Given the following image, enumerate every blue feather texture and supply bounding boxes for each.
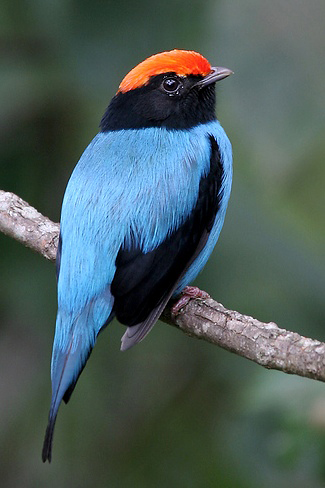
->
[43,120,232,461]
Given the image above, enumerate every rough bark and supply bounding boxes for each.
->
[0,190,59,261]
[1,189,325,383]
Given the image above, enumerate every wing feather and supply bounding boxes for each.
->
[112,135,223,348]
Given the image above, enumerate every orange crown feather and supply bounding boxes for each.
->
[118,49,211,94]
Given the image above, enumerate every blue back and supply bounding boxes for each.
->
[48,120,232,441]
[58,121,232,314]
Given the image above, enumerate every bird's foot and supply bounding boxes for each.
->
[171,286,210,316]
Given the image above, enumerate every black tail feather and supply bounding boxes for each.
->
[42,414,57,463]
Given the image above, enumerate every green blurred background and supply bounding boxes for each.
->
[1,0,325,486]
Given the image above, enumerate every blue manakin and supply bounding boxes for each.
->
[42,49,233,462]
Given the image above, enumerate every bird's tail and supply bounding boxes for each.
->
[42,309,97,463]
[42,287,115,462]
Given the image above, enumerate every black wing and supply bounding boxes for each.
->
[56,233,62,280]
[111,135,223,350]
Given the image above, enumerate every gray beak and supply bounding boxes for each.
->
[196,66,234,88]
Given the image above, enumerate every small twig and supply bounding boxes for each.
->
[163,301,325,382]
[1,189,324,383]
[0,190,59,261]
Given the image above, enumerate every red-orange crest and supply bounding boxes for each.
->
[118,50,211,94]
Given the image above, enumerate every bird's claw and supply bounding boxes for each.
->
[171,286,210,316]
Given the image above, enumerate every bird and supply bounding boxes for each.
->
[42,49,233,462]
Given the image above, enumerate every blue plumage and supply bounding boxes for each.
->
[42,49,233,462]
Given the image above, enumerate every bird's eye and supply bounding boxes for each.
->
[162,77,181,94]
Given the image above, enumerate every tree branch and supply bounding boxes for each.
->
[0,190,59,261]
[1,189,325,382]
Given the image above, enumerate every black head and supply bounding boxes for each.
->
[100,72,219,131]
[100,49,232,131]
